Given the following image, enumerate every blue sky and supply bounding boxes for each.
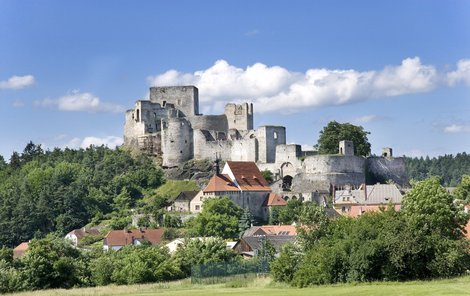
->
[0,0,469,160]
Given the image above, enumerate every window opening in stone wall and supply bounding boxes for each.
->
[136,109,140,122]
[282,175,293,191]
[163,101,167,107]
[274,132,278,139]
[177,99,181,105]
[180,150,183,154]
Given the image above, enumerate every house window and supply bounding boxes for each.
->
[195,205,200,211]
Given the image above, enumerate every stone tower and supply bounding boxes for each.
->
[224,103,253,131]
[339,140,354,156]
[149,86,199,117]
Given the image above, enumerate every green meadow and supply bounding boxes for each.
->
[9,276,470,296]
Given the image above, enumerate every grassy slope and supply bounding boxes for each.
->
[9,276,470,296]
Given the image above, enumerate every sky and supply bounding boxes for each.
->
[0,0,469,160]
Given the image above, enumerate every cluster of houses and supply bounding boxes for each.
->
[13,160,412,259]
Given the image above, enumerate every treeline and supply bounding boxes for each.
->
[405,153,470,186]
[0,142,164,248]
[271,176,470,286]
[0,236,238,293]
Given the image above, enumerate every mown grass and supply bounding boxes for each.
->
[9,275,470,296]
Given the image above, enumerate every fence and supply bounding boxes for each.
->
[190,259,270,284]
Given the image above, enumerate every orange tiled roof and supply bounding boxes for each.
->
[203,174,240,193]
[265,193,287,206]
[104,228,164,247]
[250,225,297,236]
[226,161,271,191]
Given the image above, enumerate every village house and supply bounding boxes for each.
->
[189,160,272,220]
[170,191,199,212]
[233,225,297,258]
[333,183,403,217]
[103,228,164,251]
[65,227,100,247]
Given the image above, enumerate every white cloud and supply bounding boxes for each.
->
[353,115,380,123]
[12,100,25,108]
[65,136,123,149]
[35,90,124,113]
[147,57,439,113]
[443,124,470,133]
[0,75,35,90]
[447,59,470,86]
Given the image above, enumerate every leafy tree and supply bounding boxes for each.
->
[238,208,253,238]
[261,169,274,183]
[278,199,303,224]
[191,197,243,239]
[454,175,470,201]
[258,239,276,263]
[315,121,371,156]
[173,237,237,276]
[0,155,6,171]
[271,243,303,283]
[20,236,90,290]
[296,202,329,250]
[402,176,468,239]
[9,151,21,169]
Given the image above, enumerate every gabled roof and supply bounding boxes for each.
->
[243,225,297,237]
[174,191,199,202]
[104,228,164,247]
[67,227,100,239]
[263,193,287,207]
[334,184,403,205]
[225,161,271,192]
[203,174,239,193]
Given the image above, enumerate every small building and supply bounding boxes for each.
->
[262,192,287,217]
[170,191,199,212]
[65,227,100,247]
[233,235,296,258]
[334,183,403,217]
[103,228,164,251]
[190,161,272,220]
[13,242,29,259]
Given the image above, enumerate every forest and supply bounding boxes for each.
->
[405,153,470,186]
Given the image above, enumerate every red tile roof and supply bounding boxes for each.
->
[203,174,239,193]
[247,225,297,236]
[104,228,164,247]
[264,193,287,206]
[13,242,29,258]
[226,161,271,192]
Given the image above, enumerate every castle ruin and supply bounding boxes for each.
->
[124,86,407,198]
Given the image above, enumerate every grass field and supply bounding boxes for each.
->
[10,276,470,296]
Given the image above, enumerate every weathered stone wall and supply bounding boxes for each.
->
[189,115,228,132]
[230,138,258,162]
[367,157,407,186]
[161,117,193,167]
[256,126,286,163]
[150,86,199,116]
[193,130,233,161]
[225,103,253,131]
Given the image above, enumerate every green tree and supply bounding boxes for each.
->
[261,169,274,183]
[238,208,253,238]
[191,197,243,239]
[402,176,467,239]
[173,237,237,276]
[20,236,89,290]
[271,243,302,283]
[454,175,470,201]
[278,199,303,224]
[315,121,371,156]
[296,202,329,250]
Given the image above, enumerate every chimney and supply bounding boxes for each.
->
[214,153,221,175]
